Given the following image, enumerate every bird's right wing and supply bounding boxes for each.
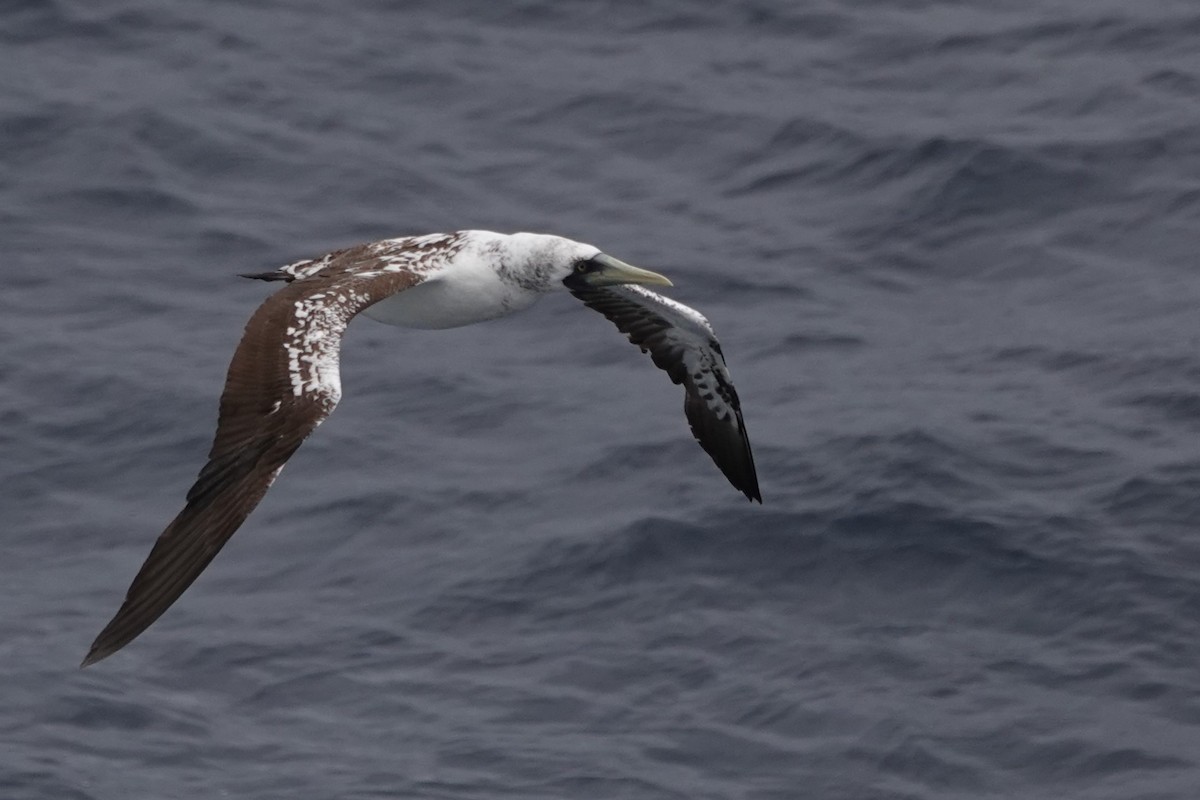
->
[82,263,426,666]
[569,284,760,502]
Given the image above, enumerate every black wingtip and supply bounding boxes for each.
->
[79,649,104,669]
[81,610,136,668]
[742,452,762,504]
[736,470,762,504]
[80,633,115,667]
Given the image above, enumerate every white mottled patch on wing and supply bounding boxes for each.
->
[368,233,468,275]
[279,252,337,281]
[281,293,360,401]
[619,284,716,336]
[683,347,735,422]
[270,232,470,284]
[279,276,384,401]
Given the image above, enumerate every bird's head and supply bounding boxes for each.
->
[504,233,673,293]
[561,251,674,292]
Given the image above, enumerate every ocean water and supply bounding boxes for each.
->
[4,0,1200,797]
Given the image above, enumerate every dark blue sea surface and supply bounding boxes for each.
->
[4,1,1200,797]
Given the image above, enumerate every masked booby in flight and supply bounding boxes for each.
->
[82,231,759,667]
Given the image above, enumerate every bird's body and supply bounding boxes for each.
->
[83,230,760,667]
[362,265,518,329]
[258,231,585,329]
[362,232,549,328]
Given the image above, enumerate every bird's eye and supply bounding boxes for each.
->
[574,260,589,273]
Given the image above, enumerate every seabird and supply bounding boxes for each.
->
[82,230,759,666]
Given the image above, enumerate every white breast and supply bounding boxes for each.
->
[361,260,540,330]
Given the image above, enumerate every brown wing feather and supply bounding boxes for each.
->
[82,265,424,666]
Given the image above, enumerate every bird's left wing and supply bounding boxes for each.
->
[82,261,426,666]
[569,284,761,502]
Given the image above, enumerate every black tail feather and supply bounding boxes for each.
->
[239,270,293,282]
